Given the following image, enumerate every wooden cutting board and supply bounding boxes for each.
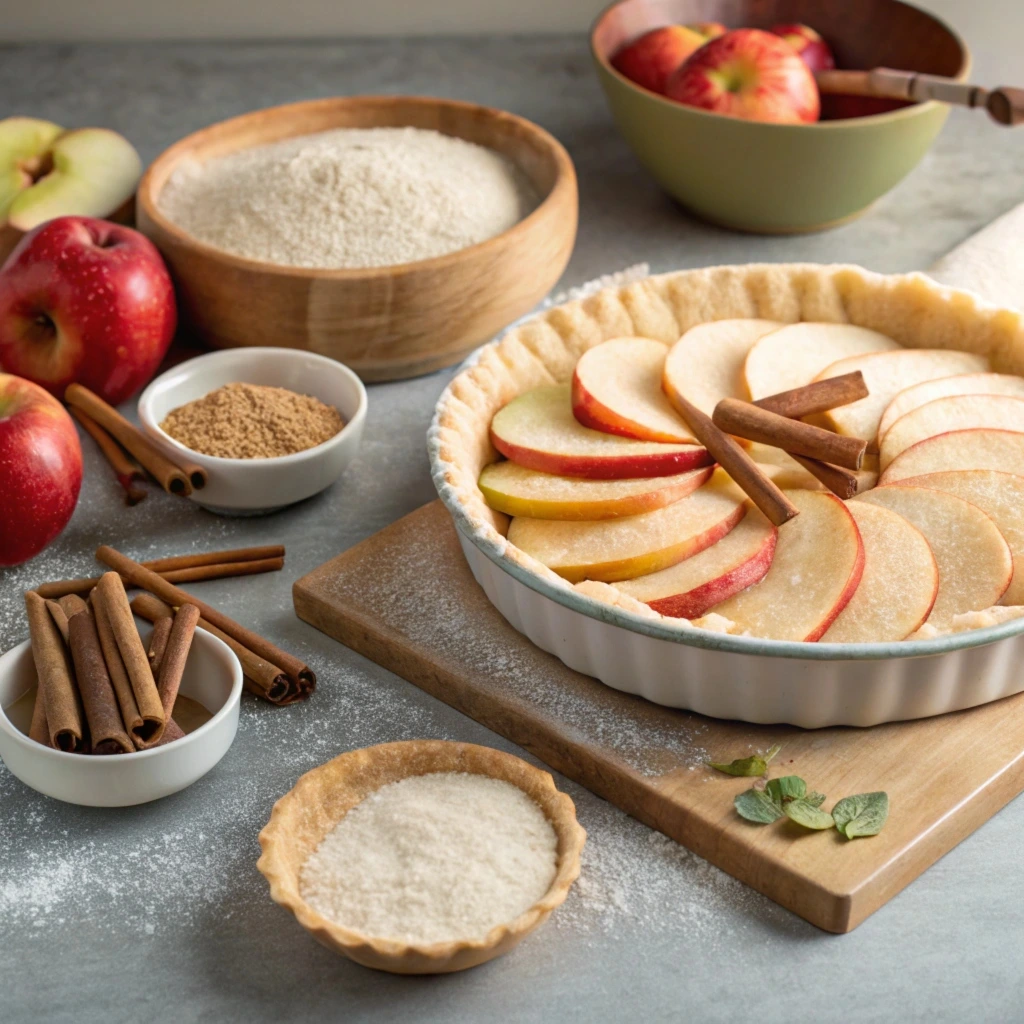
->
[294,500,1024,933]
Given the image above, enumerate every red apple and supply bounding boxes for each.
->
[612,25,708,95]
[0,216,176,405]
[666,28,820,124]
[769,23,835,73]
[0,372,82,566]
[688,21,727,40]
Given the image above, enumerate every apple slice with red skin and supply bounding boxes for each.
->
[705,489,865,641]
[880,429,1024,484]
[890,470,1024,605]
[879,394,1024,470]
[491,385,711,480]
[506,476,745,583]
[0,372,82,566]
[618,504,776,618]
[479,460,712,521]
[573,337,694,443]
[820,502,937,643]
[854,485,1012,627]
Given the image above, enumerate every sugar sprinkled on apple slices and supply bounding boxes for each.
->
[880,428,1024,484]
[572,337,694,443]
[662,319,783,415]
[890,470,1024,606]
[820,502,937,643]
[878,373,1024,443]
[814,349,989,443]
[506,477,745,583]
[617,505,776,618]
[879,394,1024,470]
[854,485,1012,627]
[743,323,899,400]
[490,385,710,480]
[478,461,712,521]
[702,489,864,642]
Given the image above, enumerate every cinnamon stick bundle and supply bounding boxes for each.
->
[25,592,85,752]
[754,372,868,419]
[93,573,165,743]
[67,609,134,755]
[99,546,315,698]
[130,593,297,705]
[93,595,149,748]
[70,406,147,505]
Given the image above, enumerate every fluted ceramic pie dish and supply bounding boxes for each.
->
[428,263,1024,727]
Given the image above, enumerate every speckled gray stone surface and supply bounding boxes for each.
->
[3,21,1024,1024]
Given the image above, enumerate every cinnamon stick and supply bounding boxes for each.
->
[45,599,71,644]
[713,398,867,471]
[157,719,187,746]
[58,594,88,620]
[130,593,297,705]
[143,546,285,573]
[93,572,165,742]
[99,546,315,697]
[36,555,285,600]
[25,591,84,752]
[65,383,192,497]
[93,595,148,747]
[28,689,51,747]
[70,406,147,505]
[662,386,799,527]
[155,604,200,721]
[67,609,134,755]
[789,454,860,500]
[754,372,868,419]
[147,616,173,676]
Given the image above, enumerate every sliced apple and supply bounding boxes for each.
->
[880,429,1024,484]
[506,476,745,583]
[743,323,899,400]
[878,373,1024,442]
[879,394,1024,470]
[820,502,937,643]
[478,461,712,520]
[706,490,864,641]
[662,318,783,415]
[618,505,776,618]
[6,128,142,232]
[573,337,694,442]
[491,385,711,480]
[891,470,1024,605]
[854,485,1012,626]
[0,117,64,223]
[814,349,989,442]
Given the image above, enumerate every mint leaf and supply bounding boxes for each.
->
[766,776,806,804]
[784,799,835,830]
[735,788,784,823]
[805,791,826,808]
[708,744,781,777]
[832,792,889,839]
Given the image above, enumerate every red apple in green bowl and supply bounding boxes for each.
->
[666,29,820,124]
[769,23,835,73]
[611,24,708,94]
[0,372,82,566]
[0,216,176,405]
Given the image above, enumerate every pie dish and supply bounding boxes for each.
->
[257,740,585,974]
[429,263,1024,726]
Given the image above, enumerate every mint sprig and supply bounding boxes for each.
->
[832,792,889,839]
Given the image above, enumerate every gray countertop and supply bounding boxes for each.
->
[3,13,1024,1023]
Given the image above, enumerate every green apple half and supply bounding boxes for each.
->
[0,117,142,233]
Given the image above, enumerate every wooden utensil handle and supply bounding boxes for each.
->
[987,88,1024,126]
[816,68,987,107]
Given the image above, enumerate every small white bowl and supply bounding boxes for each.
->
[0,626,242,806]
[138,347,368,514]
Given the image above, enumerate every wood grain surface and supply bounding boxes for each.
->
[293,500,1024,933]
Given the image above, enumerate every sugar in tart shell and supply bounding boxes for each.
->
[429,264,1024,726]
[257,740,585,974]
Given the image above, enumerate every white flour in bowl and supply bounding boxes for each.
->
[158,126,538,269]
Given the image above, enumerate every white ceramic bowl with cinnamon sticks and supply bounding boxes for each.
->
[0,623,243,806]
[137,347,367,514]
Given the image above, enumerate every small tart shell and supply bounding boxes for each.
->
[257,740,586,974]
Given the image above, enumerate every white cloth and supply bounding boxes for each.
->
[928,202,1024,311]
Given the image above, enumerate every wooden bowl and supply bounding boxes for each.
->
[257,740,586,974]
[137,97,578,382]
[592,0,969,233]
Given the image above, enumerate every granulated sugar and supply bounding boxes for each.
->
[300,772,557,944]
[159,126,538,269]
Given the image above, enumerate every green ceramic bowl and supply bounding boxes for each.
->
[591,0,969,233]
